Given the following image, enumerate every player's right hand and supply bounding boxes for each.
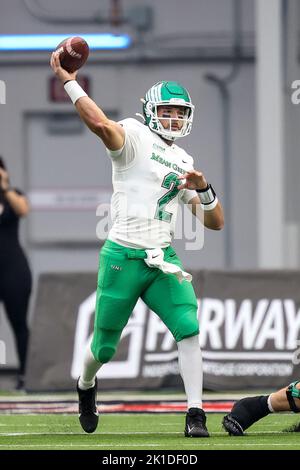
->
[50,52,78,83]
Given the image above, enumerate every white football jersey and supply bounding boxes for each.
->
[106,118,197,249]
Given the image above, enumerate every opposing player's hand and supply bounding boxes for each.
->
[50,52,78,83]
[177,170,208,190]
[0,168,10,191]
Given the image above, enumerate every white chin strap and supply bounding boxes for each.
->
[160,133,178,142]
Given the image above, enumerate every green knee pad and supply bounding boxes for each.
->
[172,309,199,342]
[91,328,122,364]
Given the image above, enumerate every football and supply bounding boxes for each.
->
[55,36,89,73]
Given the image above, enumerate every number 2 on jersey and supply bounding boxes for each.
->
[155,172,179,222]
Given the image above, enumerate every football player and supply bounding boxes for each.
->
[223,380,300,435]
[50,52,224,437]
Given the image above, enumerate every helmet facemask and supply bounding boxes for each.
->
[146,101,194,141]
[141,81,195,141]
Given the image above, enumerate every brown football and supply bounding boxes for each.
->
[55,36,89,73]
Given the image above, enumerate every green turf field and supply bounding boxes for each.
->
[0,413,299,450]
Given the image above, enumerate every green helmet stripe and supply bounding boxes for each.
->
[153,85,157,102]
[153,85,157,101]
[145,89,152,101]
[158,82,163,101]
[156,83,160,102]
[151,82,162,103]
[150,89,155,101]
[151,87,155,101]
[154,83,159,102]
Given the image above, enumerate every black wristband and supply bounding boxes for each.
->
[196,183,216,205]
[195,184,210,193]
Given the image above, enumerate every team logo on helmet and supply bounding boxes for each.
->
[140,81,194,141]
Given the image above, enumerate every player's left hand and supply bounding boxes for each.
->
[0,168,10,191]
[177,170,208,190]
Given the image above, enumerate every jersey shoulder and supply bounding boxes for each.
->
[118,117,149,135]
[172,144,195,166]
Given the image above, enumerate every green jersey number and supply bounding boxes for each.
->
[155,172,180,222]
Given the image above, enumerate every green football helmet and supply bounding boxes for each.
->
[141,81,194,141]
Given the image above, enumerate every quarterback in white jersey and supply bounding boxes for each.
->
[51,52,224,439]
[108,117,199,248]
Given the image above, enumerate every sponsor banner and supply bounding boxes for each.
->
[25,271,300,391]
[198,270,300,389]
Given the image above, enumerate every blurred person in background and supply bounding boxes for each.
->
[0,157,32,390]
[223,380,300,435]
[51,52,224,438]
